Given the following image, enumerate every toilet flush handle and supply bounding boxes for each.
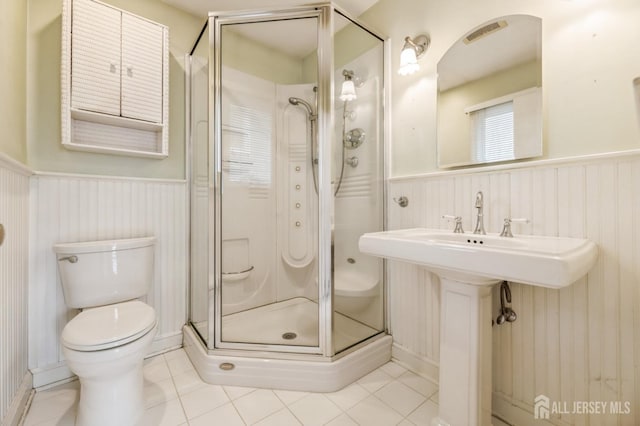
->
[58,255,78,263]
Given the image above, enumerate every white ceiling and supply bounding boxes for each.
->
[164,0,379,58]
[228,19,319,59]
[163,0,378,21]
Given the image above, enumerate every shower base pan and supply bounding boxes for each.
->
[183,299,392,392]
[221,297,379,352]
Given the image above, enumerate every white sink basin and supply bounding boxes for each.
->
[359,228,598,288]
[360,227,598,425]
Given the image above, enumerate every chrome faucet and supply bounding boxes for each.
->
[473,191,486,235]
[442,215,464,233]
[499,217,530,237]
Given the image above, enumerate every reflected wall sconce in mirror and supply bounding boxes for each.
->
[340,69,362,101]
[398,34,430,76]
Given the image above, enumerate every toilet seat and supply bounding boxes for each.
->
[62,300,156,351]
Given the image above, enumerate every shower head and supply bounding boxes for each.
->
[288,97,316,120]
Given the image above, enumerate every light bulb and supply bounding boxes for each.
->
[398,45,419,76]
[339,80,357,101]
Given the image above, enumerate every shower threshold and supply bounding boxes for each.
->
[221,297,378,352]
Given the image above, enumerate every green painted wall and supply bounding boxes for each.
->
[27,0,202,179]
[25,0,640,178]
[221,27,305,85]
[301,13,382,83]
[0,0,27,163]
[358,0,640,176]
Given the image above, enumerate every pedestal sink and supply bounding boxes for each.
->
[359,228,598,426]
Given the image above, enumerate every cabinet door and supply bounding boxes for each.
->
[121,14,164,123]
[71,0,121,116]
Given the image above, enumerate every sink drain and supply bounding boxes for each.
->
[282,332,297,340]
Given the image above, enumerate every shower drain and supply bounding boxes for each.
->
[282,332,297,340]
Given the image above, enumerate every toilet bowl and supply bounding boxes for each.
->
[54,237,156,426]
[334,268,379,313]
[62,301,157,426]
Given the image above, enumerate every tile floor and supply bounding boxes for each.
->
[21,348,510,426]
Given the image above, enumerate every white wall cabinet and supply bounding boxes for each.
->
[120,13,165,123]
[62,0,169,158]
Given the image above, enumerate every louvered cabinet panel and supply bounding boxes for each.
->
[71,0,121,116]
[121,14,164,123]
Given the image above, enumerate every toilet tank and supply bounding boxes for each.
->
[53,237,156,309]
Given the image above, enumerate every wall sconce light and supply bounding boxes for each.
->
[398,34,430,76]
[339,69,360,102]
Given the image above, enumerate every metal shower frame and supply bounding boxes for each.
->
[187,2,390,359]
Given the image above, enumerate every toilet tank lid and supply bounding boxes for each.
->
[53,236,156,254]
[62,301,156,351]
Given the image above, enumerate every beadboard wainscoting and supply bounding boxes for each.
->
[0,155,32,426]
[29,173,188,388]
[387,151,640,426]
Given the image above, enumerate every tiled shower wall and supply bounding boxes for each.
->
[387,151,640,426]
[29,173,188,387]
[0,155,31,425]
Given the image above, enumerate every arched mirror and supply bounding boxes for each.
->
[437,15,542,168]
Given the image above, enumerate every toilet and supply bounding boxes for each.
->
[53,237,157,426]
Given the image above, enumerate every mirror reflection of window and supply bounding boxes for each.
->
[466,86,541,164]
[471,101,514,163]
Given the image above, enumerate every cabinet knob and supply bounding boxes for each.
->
[109,62,117,73]
[127,65,133,77]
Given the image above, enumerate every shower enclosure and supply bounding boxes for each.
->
[185,4,389,391]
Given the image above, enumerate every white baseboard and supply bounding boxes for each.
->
[3,371,33,426]
[148,331,183,357]
[391,343,439,385]
[31,331,183,389]
[492,392,564,426]
[30,362,73,390]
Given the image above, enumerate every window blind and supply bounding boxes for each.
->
[227,104,272,186]
[471,101,514,163]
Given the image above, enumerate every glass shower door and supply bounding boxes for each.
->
[331,10,386,353]
[213,10,325,353]
[188,23,211,346]
[190,5,386,356]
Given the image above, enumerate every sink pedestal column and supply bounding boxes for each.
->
[433,277,497,426]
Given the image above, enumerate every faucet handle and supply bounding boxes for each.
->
[442,215,464,233]
[499,218,529,237]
